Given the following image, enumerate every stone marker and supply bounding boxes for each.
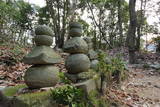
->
[23,25,62,89]
[63,22,100,95]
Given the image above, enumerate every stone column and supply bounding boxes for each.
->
[23,25,62,89]
[63,22,100,94]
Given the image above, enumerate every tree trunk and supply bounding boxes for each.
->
[127,0,137,64]
[136,0,143,51]
[117,0,123,46]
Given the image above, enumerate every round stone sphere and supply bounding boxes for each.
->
[24,65,60,89]
[35,25,54,37]
[69,22,82,29]
[69,28,82,37]
[65,54,90,74]
[34,35,53,46]
[63,37,88,54]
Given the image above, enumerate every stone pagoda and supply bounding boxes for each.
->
[63,22,91,82]
[23,25,62,89]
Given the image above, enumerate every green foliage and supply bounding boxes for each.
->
[0,0,35,45]
[59,72,72,84]
[152,36,160,44]
[97,51,127,83]
[51,85,85,107]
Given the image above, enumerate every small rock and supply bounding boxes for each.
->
[150,64,160,70]
[74,78,101,95]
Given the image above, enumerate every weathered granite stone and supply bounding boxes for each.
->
[83,37,93,49]
[64,70,96,83]
[69,22,82,29]
[83,37,92,44]
[35,25,54,37]
[34,35,53,46]
[88,49,98,60]
[23,46,62,64]
[90,60,99,70]
[69,28,82,37]
[24,65,60,89]
[63,37,88,54]
[65,54,90,74]
[74,78,101,95]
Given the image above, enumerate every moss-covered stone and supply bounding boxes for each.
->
[69,22,82,29]
[24,66,60,89]
[65,69,97,83]
[65,54,90,74]
[88,49,98,60]
[63,37,88,54]
[23,46,62,64]
[2,85,59,107]
[69,28,82,37]
[35,25,54,37]
[34,35,53,46]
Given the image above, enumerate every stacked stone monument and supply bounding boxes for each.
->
[83,37,99,70]
[63,22,92,82]
[23,25,62,89]
[63,22,100,94]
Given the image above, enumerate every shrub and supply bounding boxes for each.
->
[50,85,85,107]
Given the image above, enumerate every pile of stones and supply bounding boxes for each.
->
[83,37,99,70]
[63,22,91,82]
[23,25,62,89]
[63,22,100,94]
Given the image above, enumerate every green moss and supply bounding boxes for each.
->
[18,91,54,107]
[3,84,27,97]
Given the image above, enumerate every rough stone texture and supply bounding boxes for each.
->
[88,49,98,60]
[69,22,82,29]
[34,35,53,46]
[63,37,88,54]
[35,25,54,37]
[23,46,62,64]
[90,60,99,70]
[69,28,82,37]
[24,65,60,89]
[83,37,92,43]
[65,70,96,83]
[83,37,93,50]
[65,54,90,74]
[74,78,101,95]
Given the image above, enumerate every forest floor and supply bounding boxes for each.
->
[0,45,160,107]
[107,47,160,107]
